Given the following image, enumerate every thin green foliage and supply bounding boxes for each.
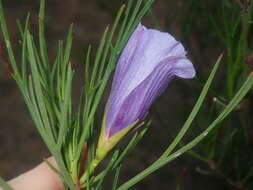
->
[158,54,223,161]
[95,150,119,190]
[92,127,148,185]
[1,0,252,190]
[112,165,122,190]
[183,1,253,189]
[117,68,253,190]
[0,0,154,189]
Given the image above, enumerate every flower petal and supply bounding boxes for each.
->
[174,59,196,78]
[106,56,191,137]
[105,24,196,137]
[108,24,188,110]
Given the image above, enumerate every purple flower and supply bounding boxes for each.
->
[105,24,195,138]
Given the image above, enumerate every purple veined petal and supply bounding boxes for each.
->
[174,59,196,78]
[106,56,194,137]
[109,24,187,104]
[105,23,196,137]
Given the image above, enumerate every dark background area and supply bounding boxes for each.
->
[0,0,244,189]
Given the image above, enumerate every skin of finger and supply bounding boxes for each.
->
[3,157,64,190]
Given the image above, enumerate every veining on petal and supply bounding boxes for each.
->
[105,23,196,137]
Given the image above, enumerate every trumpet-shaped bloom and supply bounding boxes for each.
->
[105,24,195,138]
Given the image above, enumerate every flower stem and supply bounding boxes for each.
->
[79,157,102,186]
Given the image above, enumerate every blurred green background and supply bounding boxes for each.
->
[0,0,253,189]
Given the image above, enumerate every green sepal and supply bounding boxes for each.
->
[96,108,138,162]
[79,109,138,185]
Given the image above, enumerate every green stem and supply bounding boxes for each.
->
[79,157,102,187]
